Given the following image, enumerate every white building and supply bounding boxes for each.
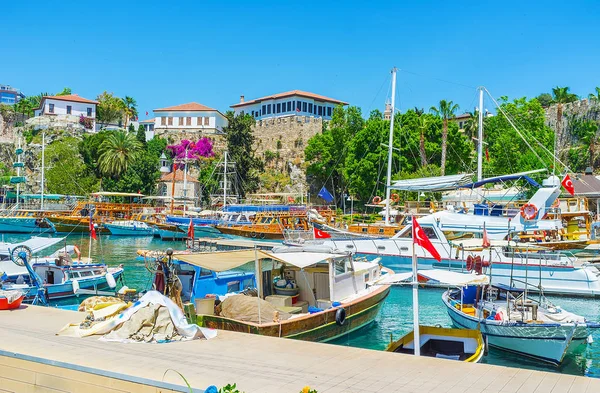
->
[153,102,227,135]
[230,90,347,120]
[140,118,155,141]
[34,94,98,131]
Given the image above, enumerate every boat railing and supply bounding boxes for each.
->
[503,249,575,268]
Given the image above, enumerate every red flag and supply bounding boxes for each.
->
[313,227,331,239]
[482,227,491,248]
[412,219,441,261]
[485,147,490,162]
[561,174,575,196]
[187,218,194,239]
[89,213,97,240]
[145,111,149,116]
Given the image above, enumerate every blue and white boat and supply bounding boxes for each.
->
[443,282,599,365]
[0,246,124,301]
[0,215,55,234]
[105,220,155,236]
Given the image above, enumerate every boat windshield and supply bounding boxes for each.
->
[395,225,438,240]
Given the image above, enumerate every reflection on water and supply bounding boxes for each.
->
[2,233,599,378]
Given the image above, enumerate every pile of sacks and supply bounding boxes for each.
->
[58,291,216,343]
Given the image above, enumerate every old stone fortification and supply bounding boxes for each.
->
[253,115,324,170]
[545,98,600,147]
[153,129,227,153]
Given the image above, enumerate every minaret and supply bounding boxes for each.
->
[383,100,392,120]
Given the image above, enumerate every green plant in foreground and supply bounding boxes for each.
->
[162,369,192,393]
[220,383,244,393]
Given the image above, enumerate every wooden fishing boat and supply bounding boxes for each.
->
[386,326,484,362]
[175,246,391,342]
[0,291,24,310]
[216,211,311,240]
[47,192,150,234]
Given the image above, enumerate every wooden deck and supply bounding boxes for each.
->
[1,305,599,393]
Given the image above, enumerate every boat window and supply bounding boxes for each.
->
[334,259,346,275]
[397,225,438,239]
[93,270,102,275]
[227,281,241,293]
[200,268,212,277]
[80,271,93,277]
[70,272,80,278]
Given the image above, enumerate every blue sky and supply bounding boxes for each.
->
[3,0,599,119]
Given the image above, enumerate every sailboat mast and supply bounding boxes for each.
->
[16,132,22,209]
[40,131,45,211]
[477,87,484,181]
[385,67,397,225]
[182,147,188,216]
[223,151,228,209]
[411,222,421,356]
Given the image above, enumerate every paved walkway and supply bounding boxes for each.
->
[1,305,599,393]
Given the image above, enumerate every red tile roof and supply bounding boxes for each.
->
[140,118,155,123]
[230,90,347,108]
[154,102,216,112]
[453,113,472,120]
[42,94,98,105]
[159,169,199,183]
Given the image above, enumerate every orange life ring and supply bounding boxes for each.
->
[372,196,382,204]
[287,196,294,203]
[391,193,400,203]
[520,203,538,220]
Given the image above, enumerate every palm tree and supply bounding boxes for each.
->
[430,100,459,175]
[121,96,138,130]
[589,87,600,101]
[463,110,479,141]
[98,131,142,177]
[551,86,578,150]
[416,115,429,167]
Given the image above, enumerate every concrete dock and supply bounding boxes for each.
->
[1,305,599,393]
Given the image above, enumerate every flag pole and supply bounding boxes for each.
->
[411,216,421,356]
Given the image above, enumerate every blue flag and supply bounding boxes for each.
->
[318,186,334,203]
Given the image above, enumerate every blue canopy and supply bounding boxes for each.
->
[461,174,541,189]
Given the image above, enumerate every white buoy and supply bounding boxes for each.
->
[72,279,80,296]
[105,272,117,288]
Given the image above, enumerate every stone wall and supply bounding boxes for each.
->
[545,98,600,147]
[253,115,324,169]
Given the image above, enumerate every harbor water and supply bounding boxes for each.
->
[3,233,600,378]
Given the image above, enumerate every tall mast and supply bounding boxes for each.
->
[40,131,45,211]
[477,87,484,181]
[16,132,22,209]
[385,67,397,225]
[223,151,228,209]
[182,147,188,216]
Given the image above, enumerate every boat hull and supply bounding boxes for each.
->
[48,216,110,234]
[443,292,582,365]
[105,223,154,236]
[0,217,55,234]
[217,226,284,240]
[195,285,390,342]
[0,295,24,310]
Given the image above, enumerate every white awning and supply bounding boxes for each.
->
[390,174,474,192]
[175,247,348,272]
[376,269,489,286]
[0,236,65,257]
[449,238,550,251]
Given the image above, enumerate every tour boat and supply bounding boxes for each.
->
[216,211,312,240]
[0,212,55,234]
[443,283,599,365]
[386,326,484,363]
[104,220,155,236]
[174,246,390,342]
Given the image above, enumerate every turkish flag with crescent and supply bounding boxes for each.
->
[412,218,441,261]
[561,174,575,196]
[187,218,194,239]
[313,227,331,239]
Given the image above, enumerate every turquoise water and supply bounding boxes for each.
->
[3,233,600,378]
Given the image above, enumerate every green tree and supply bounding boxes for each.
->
[56,87,72,96]
[484,97,554,176]
[416,115,429,166]
[535,93,553,107]
[79,130,112,176]
[45,137,99,194]
[102,151,160,194]
[98,131,143,177]
[128,123,135,133]
[222,112,264,196]
[430,100,459,175]
[121,96,138,130]
[589,87,600,102]
[96,91,125,128]
[569,119,599,171]
[137,124,147,145]
[463,111,479,141]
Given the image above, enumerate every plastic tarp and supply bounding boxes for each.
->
[176,247,348,272]
[461,174,541,189]
[376,269,489,286]
[389,174,474,192]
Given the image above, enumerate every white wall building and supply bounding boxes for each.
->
[140,118,155,141]
[230,90,347,121]
[34,94,98,131]
[153,102,227,135]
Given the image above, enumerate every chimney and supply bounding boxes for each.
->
[240,95,245,103]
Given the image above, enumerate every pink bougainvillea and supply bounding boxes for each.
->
[167,138,215,160]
